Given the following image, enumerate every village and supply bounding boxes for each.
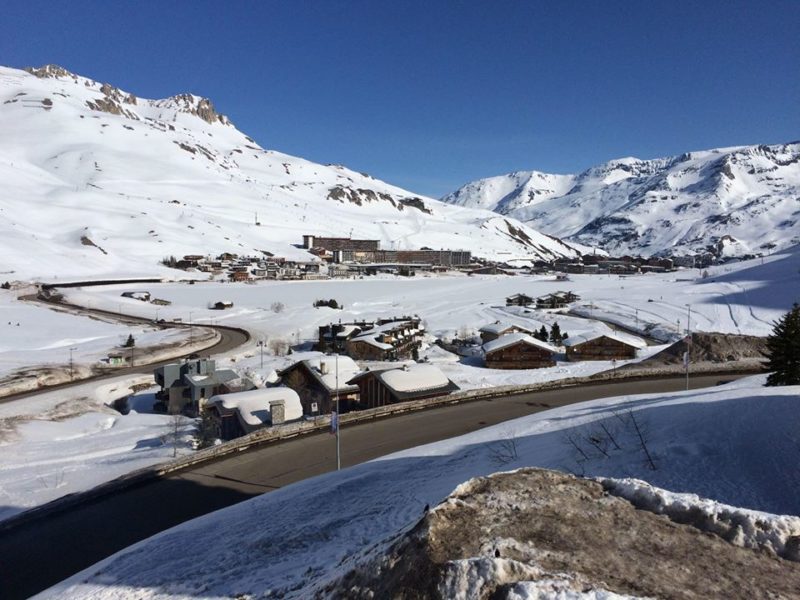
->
[147,285,646,442]
[160,234,723,283]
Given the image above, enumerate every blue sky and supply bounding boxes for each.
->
[2,1,798,196]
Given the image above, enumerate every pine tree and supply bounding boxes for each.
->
[765,303,800,386]
[124,333,136,348]
[538,325,548,342]
[549,322,562,345]
[193,410,219,449]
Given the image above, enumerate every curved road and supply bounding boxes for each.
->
[2,298,250,403]
[0,373,742,598]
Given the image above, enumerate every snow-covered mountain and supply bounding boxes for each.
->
[0,65,579,281]
[443,145,800,258]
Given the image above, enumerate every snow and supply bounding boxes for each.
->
[0,65,578,282]
[483,332,558,354]
[479,321,533,335]
[0,375,197,522]
[379,364,450,393]
[0,290,189,382]
[563,331,646,349]
[40,375,800,598]
[208,387,303,426]
[299,355,361,392]
[1,248,794,522]
[443,143,800,258]
[599,477,800,561]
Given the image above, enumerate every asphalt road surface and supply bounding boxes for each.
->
[0,373,743,598]
[0,318,249,404]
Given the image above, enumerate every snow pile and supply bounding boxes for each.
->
[504,581,643,600]
[600,477,800,561]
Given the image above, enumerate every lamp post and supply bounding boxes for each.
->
[334,353,341,470]
[257,340,264,369]
[189,311,194,346]
[69,346,77,380]
[684,304,692,391]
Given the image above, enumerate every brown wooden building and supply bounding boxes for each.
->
[483,333,558,369]
[277,355,361,415]
[564,333,644,361]
[345,318,424,361]
[479,322,533,344]
[347,364,459,409]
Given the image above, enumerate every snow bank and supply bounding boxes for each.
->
[600,477,800,561]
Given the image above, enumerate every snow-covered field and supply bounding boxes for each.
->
[0,289,191,382]
[1,246,795,523]
[42,374,800,599]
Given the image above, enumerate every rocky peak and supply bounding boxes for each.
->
[157,93,231,126]
[24,64,80,80]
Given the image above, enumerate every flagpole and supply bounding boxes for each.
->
[335,353,341,470]
[685,304,691,391]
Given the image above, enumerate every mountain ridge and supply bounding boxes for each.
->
[0,65,579,281]
[442,142,800,257]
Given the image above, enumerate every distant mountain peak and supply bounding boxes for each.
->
[443,143,800,258]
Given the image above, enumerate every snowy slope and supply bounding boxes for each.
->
[42,375,800,599]
[443,145,800,258]
[0,65,578,281]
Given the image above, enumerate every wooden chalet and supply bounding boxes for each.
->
[345,318,424,361]
[505,293,535,307]
[483,333,558,369]
[316,322,369,353]
[564,332,645,361]
[206,387,303,440]
[278,355,361,415]
[535,291,579,309]
[479,321,533,344]
[347,364,459,409]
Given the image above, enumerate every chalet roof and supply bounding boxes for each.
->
[185,368,239,388]
[482,333,558,355]
[379,364,453,394]
[479,322,532,335]
[208,387,303,427]
[563,331,647,349]
[336,325,360,338]
[288,356,361,393]
[348,319,420,349]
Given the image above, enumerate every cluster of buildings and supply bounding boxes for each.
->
[478,321,645,370]
[316,316,424,361]
[301,235,472,275]
[153,354,459,441]
[505,291,580,309]
[166,235,473,282]
[174,253,323,282]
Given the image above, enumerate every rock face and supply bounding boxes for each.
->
[324,469,800,599]
[443,144,800,258]
[25,64,230,125]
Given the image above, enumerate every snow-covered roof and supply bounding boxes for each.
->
[378,364,452,394]
[208,387,303,426]
[335,325,360,338]
[208,389,302,431]
[482,333,558,354]
[563,331,647,349]
[303,355,361,392]
[479,322,532,335]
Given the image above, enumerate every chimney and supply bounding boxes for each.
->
[269,400,286,425]
[320,361,329,375]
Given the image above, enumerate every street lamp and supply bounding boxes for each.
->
[684,304,692,391]
[189,311,194,346]
[257,340,264,369]
[69,346,78,380]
